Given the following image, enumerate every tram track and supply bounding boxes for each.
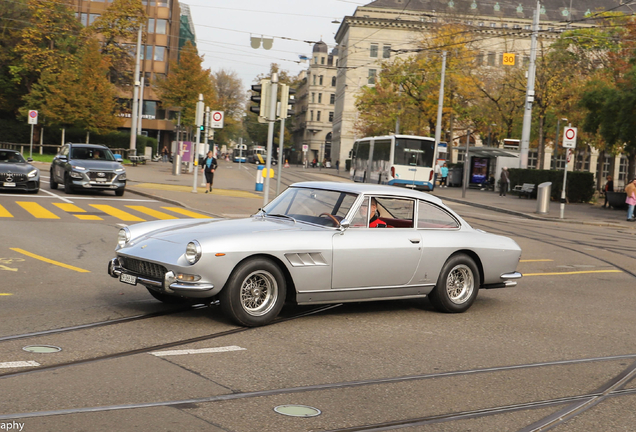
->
[0,304,342,381]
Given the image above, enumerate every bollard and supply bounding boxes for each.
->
[172,154,181,176]
[255,165,264,191]
[536,182,552,214]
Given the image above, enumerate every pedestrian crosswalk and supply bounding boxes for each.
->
[0,201,212,222]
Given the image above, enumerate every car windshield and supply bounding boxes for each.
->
[71,147,115,161]
[263,187,358,227]
[0,151,25,163]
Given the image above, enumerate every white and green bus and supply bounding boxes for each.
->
[350,135,438,191]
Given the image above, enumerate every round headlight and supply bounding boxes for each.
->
[117,227,131,248]
[185,241,202,264]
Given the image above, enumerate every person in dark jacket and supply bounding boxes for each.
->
[201,151,218,193]
[368,198,387,228]
[602,175,614,208]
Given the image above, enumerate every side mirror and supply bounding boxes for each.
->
[338,218,350,232]
[27,157,33,163]
[58,155,67,162]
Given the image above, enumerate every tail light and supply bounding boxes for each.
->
[429,170,434,180]
[391,166,395,178]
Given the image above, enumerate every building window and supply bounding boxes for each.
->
[313,75,316,85]
[527,150,538,169]
[383,45,391,59]
[154,46,165,61]
[524,24,531,30]
[490,22,496,27]
[330,93,335,104]
[601,155,611,178]
[478,21,484,26]
[487,52,495,66]
[318,93,322,103]
[368,69,377,85]
[157,0,168,6]
[144,72,151,86]
[370,43,378,58]
[317,111,321,121]
[331,76,336,86]
[147,18,155,33]
[319,75,324,85]
[475,53,484,65]
[619,155,628,182]
[89,14,100,25]
[311,93,315,103]
[155,19,167,35]
[310,110,314,121]
[329,111,334,122]
[141,45,152,60]
[314,56,318,64]
[79,13,88,26]
[321,56,325,64]
[554,153,566,170]
[575,152,590,171]
[523,56,530,67]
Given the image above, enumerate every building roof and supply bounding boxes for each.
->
[313,40,329,53]
[362,0,634,23]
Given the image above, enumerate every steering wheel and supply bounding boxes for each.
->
[319,213,340,227]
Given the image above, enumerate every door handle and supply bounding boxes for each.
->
[409,238,420,244]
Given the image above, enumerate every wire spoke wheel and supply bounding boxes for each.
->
[445,264,474,304]
[239,270,278,316]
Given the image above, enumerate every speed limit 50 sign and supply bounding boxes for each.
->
[562,126,577,149]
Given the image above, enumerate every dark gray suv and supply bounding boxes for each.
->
[50,144,126,196]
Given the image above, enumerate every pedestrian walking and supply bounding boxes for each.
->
[498,167,509,196]
[161,145,169,163]
[335,160,340,174]
[625,177,636,221]
[440,162,448,187]
[434,162,441,186]
[602,175,614,208]
[201,150,218,193]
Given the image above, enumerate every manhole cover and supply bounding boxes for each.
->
[274,405,321,417]
[23,345,62,353]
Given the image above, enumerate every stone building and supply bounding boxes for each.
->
[330,0,633,186]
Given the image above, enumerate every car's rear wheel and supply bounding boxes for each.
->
[50,170,58,190]
[220,258,286,327]
[146,288,191,304]
[429,254,479,313]
[64,174,73,194]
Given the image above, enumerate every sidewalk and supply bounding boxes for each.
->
[123,160,634,229]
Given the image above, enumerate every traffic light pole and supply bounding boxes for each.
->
[192,94,204,193]
[276,116,285,197]
[263,73,278,207]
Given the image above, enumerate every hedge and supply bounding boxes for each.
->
[508,168,595,203]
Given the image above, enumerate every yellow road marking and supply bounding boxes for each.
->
[162,207,212,219]
[16,202,59,219]
[520,259,553,262]
[134,183,261,199]
[89,204,145,221]
[53,203,104,220]
[524,270,622,276]
[0,205,13,217]
[126,205,178,220]
[10,248,90,273]
[0,293,12,296]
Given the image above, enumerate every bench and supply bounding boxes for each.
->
[513,183,535,198]
[129,155,147,166]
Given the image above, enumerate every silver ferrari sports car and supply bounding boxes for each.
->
[108,182,522,327]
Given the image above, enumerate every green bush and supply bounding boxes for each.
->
[508,168,595,203]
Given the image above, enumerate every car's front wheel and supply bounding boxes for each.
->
[64,174,73,194]
[220,258,286,327]
[429,254,480,313]
[50,170,58,190]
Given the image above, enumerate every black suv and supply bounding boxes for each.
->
[50,144,126,196]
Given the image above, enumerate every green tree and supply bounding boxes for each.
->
[0,0,30,117]
[154,41,215,132]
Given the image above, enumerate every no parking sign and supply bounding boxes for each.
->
[28,110,38,125]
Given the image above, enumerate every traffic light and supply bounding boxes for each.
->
[278,84,296,119]
[199,125,205,132]
[250,79,271,122]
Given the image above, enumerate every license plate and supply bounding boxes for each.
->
[3,182,15,187]
[120,273,137,285]
[96,177,106,182]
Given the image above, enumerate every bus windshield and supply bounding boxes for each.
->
[393,138,435,167]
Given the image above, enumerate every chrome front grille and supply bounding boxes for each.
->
[119,257,167,280]
[88,172,115,181]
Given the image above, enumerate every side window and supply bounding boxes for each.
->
[417,200,459,229]
[350,197,370,228]
[375,197,414,228]
[61,146,69,157]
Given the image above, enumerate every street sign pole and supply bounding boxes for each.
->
[560,124,576,219]
[192,94,204,193]
[29,124,34,159]
[27,110,38,158]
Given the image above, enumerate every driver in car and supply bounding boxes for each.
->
[358,198,386,228]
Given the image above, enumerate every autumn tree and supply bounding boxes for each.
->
[210,69,245,145]
[22,38,122,135]
[86,0,146,84]
[154,41,215,133]
[12,0,82,91]
[0,0,30,117]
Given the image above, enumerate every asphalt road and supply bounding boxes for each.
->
[1,174,636,432]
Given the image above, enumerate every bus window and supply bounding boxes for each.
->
[394,138,435,167]
[374,140,391,162]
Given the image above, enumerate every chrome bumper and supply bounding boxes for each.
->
[482,271,522,289]
[108,257,215,294]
